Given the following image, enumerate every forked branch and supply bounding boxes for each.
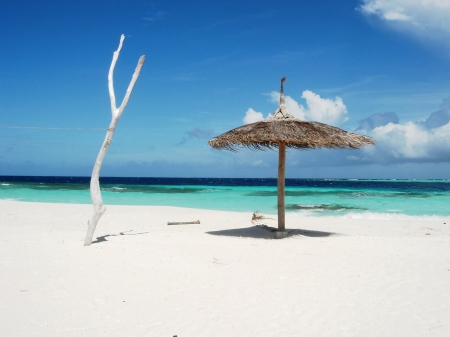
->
[84,35,145,246]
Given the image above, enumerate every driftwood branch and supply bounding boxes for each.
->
[167,220,201,225]
[84,35,145,246]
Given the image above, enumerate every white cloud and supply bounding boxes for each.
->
[369,122,432,159]
[363,121,450,162]
[243,108,264,124]
[354,95,450,164]
[268,90,348,125]
[301,90,348,125]
[358,0,450,44]
[355,112,399,131]
[423,96,450,128]
[383,11,411,21]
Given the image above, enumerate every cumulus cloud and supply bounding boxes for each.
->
[267,90,348,125]
[243,108,264,124]
[178,128,214,145]
[355,112,399,131]
[243,90,348,126]
[301,90,348,125]
[358,0,450,45]
[354,95,450,164]
[422,96,450,129]
[363,121,450,163]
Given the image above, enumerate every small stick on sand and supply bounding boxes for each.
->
[167,220,200,225]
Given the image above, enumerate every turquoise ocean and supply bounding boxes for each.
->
[1,176,449,220]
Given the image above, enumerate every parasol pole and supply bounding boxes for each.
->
[277,141,286,232]
[280,76,286,105]
[276,77,287,234]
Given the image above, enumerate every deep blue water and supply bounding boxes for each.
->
[1,176,449,218]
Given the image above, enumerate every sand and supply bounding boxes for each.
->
[1,199,449,336]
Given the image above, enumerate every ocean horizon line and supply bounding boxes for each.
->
[1,175,449,182]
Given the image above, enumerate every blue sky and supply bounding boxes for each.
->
[1,0,450,178]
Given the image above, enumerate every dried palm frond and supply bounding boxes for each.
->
[208,119,374,151]
[251,210,273,224]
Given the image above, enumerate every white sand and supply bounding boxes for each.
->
[1,200,450,336]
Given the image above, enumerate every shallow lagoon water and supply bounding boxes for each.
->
[1,176,449,219]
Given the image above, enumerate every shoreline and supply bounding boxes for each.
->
[1,200,449,336]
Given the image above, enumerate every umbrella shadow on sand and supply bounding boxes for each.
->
[206,225,336,239]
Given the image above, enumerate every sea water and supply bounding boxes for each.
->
[1,176,449,219]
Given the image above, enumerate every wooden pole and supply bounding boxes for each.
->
[277,142,286,231]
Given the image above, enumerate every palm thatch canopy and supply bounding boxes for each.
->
[208,77,375,237]
[208,119,374,151]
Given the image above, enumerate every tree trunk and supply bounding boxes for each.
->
[84,35,145,246]
[277,142,286,231]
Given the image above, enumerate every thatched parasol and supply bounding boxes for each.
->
[208,77,375,238]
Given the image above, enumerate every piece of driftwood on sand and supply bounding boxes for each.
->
[167,220,201,225]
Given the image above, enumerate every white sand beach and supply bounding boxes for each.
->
[1,199,449,336]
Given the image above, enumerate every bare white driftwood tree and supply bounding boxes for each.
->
[84,35,145,246]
